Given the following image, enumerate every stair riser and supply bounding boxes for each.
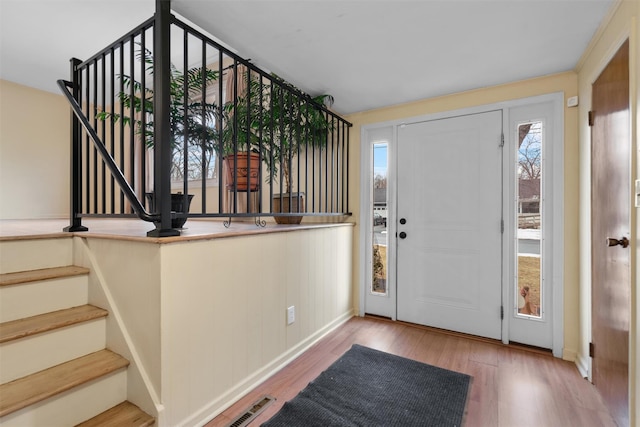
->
[0,319,106,383]
[0,370,127,427]
[0,276,88,323]
[0,238,73,274]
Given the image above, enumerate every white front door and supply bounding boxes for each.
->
[396,111,503,340]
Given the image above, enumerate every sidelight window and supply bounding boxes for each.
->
[371,142,388,295]
[516,121,542,318]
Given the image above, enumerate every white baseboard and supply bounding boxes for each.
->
[575,353,589,379]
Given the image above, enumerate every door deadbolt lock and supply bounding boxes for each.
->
[399,232,407,239]
[399,218,407,225]
[607,237,629,248]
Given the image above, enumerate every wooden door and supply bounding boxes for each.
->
[397,111,503,340]
[591,39,630,427]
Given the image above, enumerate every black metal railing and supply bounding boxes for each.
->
[59,4,352,236]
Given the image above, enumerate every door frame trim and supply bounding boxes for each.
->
[578,30,631,381]
[359,93,564,357]
[504,94,565,357]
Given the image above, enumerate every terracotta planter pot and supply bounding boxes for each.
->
[223,152,260,191]
[273,193,304,224]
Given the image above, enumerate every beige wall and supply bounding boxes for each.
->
[0,80,70,219]
[345,72,580,356]
[576,1,639,424]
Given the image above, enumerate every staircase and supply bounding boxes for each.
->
[0,236,154,426]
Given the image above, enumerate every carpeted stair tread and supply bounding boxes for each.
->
[75,401,155,427]
[0,304,108,344]
[0,266,89,286]
[0,349,129,417]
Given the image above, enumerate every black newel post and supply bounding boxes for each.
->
[64,58,88,233]
[148,0,179,237]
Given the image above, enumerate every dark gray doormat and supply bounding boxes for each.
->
[261,344,471,427]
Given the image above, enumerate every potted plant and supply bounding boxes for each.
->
[96,46,219,228]
[265,77,334,224]
[220,67,266,194]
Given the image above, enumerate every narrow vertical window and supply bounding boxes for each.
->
[516,122,542,318]
[372,143,388,295]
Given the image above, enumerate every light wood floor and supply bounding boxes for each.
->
[206,316,616,427]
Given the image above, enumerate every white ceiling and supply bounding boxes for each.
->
[1,0,613,115]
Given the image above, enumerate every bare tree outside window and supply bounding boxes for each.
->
[518,122,541,180]
[374,174,387,189]
[170,85,222,183]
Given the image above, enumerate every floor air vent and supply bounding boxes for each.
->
[227,395,275,427]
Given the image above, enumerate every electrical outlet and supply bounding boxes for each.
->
[287,306,295,325]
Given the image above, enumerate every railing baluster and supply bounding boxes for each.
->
[278,85,284,212]
[295,93,301,213]
[303,101,308,213]
[92,61,98,214]
[246,67,252,213]
[94,61,99,213]
[109,48,115,213]
[324,111,329,212]
[330,116,335,213]
[182,29,189,213]
[84,65,90,214]
[336,122,340,213]
[269,83,275,213]
[140,29,147,207]
[257,75,264,213]
[346,120,350,213]
[119,41,125,213]
[232,59,238,213]
[100,53,107,214]
[200,37,207,213]
[343,122,347,212]
[338,121,342,212]
[311,104,316,214]
[290,91,295,212]
[217,50,224,214]
[129,34,136,214]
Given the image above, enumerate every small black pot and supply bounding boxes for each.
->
[145,193,194,229]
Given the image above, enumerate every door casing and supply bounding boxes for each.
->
[590,38,630,427]
[507,100,562,350]
[359,93,564,356]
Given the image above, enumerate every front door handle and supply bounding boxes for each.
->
[607,237,629,248]
[399,232,407,239]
